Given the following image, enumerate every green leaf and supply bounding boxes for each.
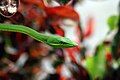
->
[107,15,118,30]
[86,44,106,79]
[111,29,120,60]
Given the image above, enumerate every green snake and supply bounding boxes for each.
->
[0,24,77,48]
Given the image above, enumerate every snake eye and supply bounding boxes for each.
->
[0,0,19,17]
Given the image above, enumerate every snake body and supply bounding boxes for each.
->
[0,24,77,48]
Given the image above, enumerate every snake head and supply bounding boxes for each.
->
[46,35,78,48]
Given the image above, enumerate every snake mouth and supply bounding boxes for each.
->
[48,41,78,48]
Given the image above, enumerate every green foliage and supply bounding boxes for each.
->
[86,44,106,79]
[107,15,118,30]
[111,29,120,60]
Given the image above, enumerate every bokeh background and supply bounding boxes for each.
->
[0,0,119,80]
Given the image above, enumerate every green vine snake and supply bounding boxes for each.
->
[0,24,77,48]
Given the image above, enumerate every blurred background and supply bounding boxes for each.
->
[0,0,119,80]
